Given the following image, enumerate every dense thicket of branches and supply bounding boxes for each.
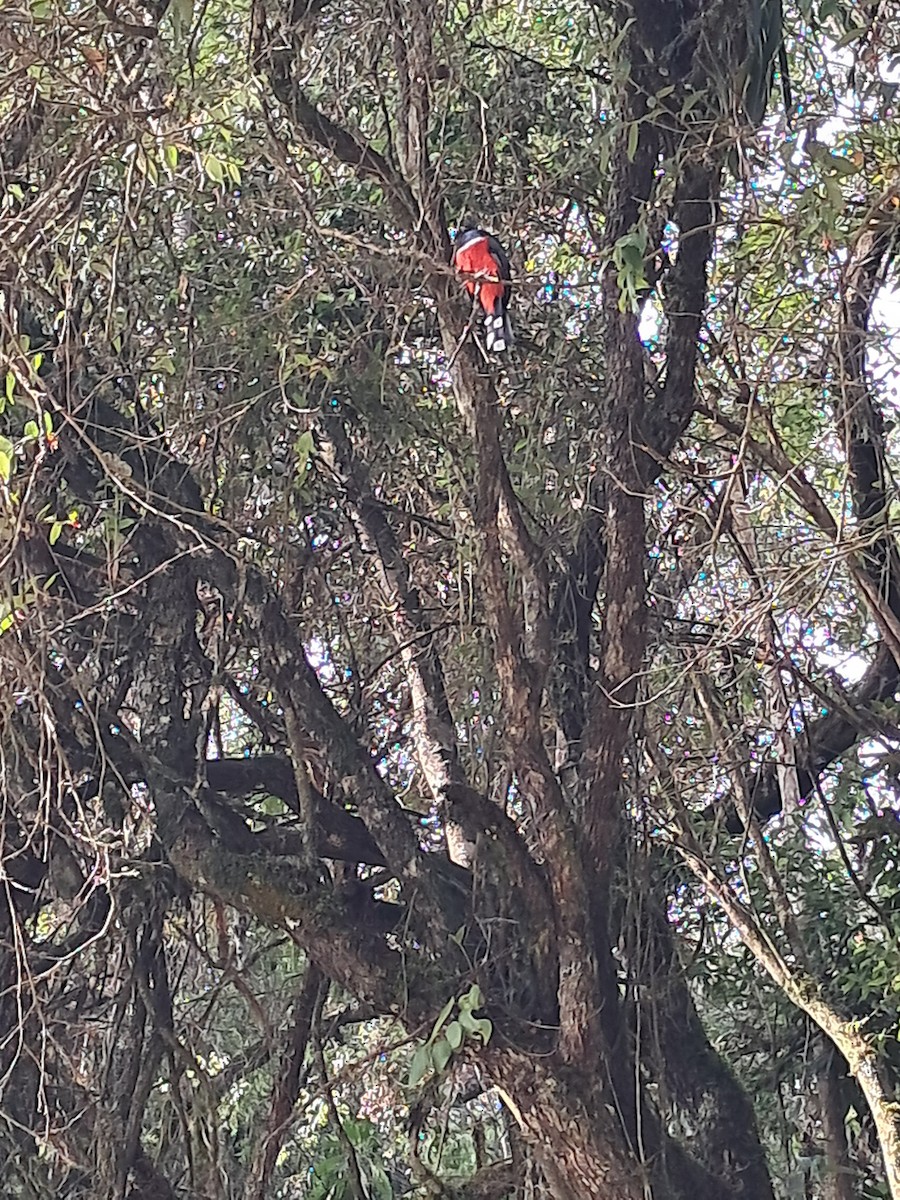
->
[4,1,900,1197]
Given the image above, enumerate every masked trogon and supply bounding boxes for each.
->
[451,226,514,353]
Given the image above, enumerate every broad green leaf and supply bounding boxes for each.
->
[458,1009,479,1034]
[471,1018,493,1045]
[431,1037,452,1073]
[203,153,225,185]
[407,1045,431,1087]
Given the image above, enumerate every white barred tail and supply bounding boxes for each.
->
[485,310,513,354]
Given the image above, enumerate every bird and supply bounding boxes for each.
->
[451,225,514,353]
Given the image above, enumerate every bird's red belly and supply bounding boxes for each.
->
[455,239,503,309]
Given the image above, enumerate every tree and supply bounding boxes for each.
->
[3,0,900,1197]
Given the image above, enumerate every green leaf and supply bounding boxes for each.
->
[626,121,640,162]
[23,421,39,440]
[49,521,64,545]
[823,175,845,216]
[456,1011,492,1046]
[343,1118,374,1148]
[458,1009,479,1034]
[619,242,645,270]
[407,1045,431,1087]
[0,450,11,485]
[203,153,225,185]
[459,984,482,1012]
[432,1037,452,1073]
[164,144,179,171]
[427,996,455,1044]
[471,1018,492,1045]
[445,1020,462,1050]
[43,411,53,435]
[366,1163,392,1200]
[827,152,862,177]
[5,372,15,406]
[295,431,315,476]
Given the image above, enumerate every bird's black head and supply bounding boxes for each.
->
[455,215,484,240]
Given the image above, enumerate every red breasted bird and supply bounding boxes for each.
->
[451,226,513,353]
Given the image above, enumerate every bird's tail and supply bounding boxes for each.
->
[484,307,513,354]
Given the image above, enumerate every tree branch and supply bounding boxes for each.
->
[252,0,421,231]
[320,414,472,862]
[246,965,323,1200]
[205,756,391,867]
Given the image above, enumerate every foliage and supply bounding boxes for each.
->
[4,1,900,1199]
